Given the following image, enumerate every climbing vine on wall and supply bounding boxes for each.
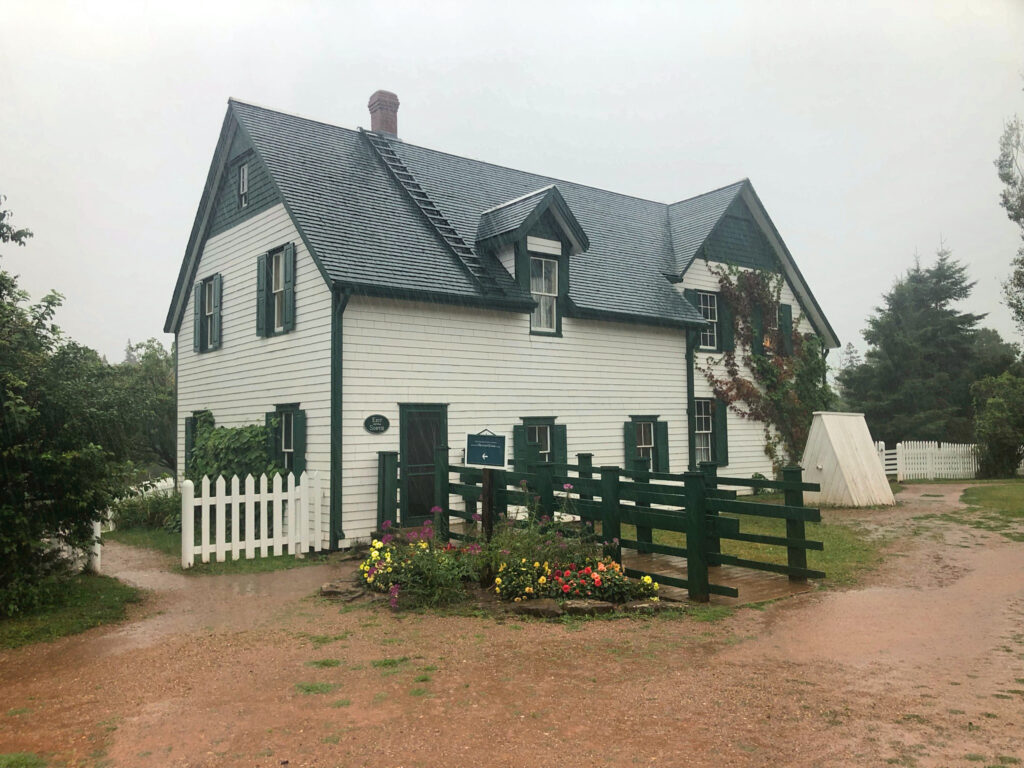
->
[696,263,833,471]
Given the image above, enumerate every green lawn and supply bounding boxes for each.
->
[947,484,1024,541]
[0,573,141,650]
[104,527,334,575]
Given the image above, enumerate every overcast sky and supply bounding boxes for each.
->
[2,0,1022,362]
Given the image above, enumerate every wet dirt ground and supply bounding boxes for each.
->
[1,483,1023,767]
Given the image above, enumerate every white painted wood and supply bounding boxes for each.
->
[497,243,515,278]
[200,476,211,564]
[309,473,322,552]
[342,296,690,541]
[230,475,241,560]
[215,475,227,562]
[176,204,333,549]
[181,480,195,569]
[801,412,895,507]
[88,521,102,573]
[298,472,309,554]
[244,474,256,559]
[527,236,560,255]
[259,473,269,558]
[272,473,284,556]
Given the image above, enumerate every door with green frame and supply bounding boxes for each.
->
[399,403,448,526]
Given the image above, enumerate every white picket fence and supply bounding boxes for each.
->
[181,472,325,568]
[875,441,979,481]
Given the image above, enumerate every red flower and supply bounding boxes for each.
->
[583,567,592,576]
[562,584,571,593]
[593,577,602,587]
[553,570,562,579]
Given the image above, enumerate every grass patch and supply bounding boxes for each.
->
[688,604,734,622]
[371,656,410,669]
[413,673,432,682]
[5,708,31,717]
[0,755,48,768]
[305,659,341,668]
[294,682,338,695]
[105,528,333,574]
[409,687,429,697]
[944,485,1024,541]
[0,573,141,649]
[298,632,350,648]
[331,699,351,708]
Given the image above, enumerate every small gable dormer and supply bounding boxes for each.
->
[476,185,588,336]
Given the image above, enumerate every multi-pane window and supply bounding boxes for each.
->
[763,305,779,353]
[635,421,654,461]
[530,257,558,332]
[272,249,285,331]
[526,424,551,462]
[697,292,718,349]
[239,163,249,208]
[280,410,294,470]
[203,280,215,349]
[694,399,713,465]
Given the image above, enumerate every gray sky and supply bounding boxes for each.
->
[2,0,1023,362]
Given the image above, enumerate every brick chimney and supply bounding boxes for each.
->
[368,90,400,136]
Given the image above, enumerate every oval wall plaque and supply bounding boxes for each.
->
[364,414,390,434]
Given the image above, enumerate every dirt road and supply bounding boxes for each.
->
[1,484,1022,767]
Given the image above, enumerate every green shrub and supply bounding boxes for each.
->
[492,557,658,603]
[973,373,1024,477]
[108,486,180,531]
[187,412,284,483]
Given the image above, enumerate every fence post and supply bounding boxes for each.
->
[536,461,555,520]
[700,461,720,563]
[181,479,194,569]
[377,451,399,530]
[632,456,653,546]
[577,453,594,501]
[684,471,709,602]
[493,468,508,526]
[433,444,450,542]
[600,466,621,564]
[782,465,807,582]
[481,468,495,542]
[88,520,102,573]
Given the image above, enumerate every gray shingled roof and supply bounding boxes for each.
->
[227,101,707,327]
[476,186,555,243]
[667,181,747,274]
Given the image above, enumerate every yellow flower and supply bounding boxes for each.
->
[499,563,506,572]
[494,577,502,585]
[521,558,527,564]
[367,577,375,584]
[514,597,521,602]
[495,587,501,593]
[525,587,533,594]
[653,583,659,590]
[538,576,547,585]
[373,540,383,549]
[386,567,392,573]
[642,575,653,585]
[533,561,540,568]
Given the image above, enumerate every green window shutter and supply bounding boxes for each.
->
[654,420,670,472]
[779,303,793,355]
[713,399,729,466]
[751,305,764,357]
[719,294,735,352]
[623,421,638,464]
[551,424,567,466]
[283,242,296,332]
[193,284,203,353]
[266,412,279,470]
[256,254,268,337]
[292,409,307,476]
[184,416,196,476]
[683,288,697,308]
[512,424,529,472]
[210,274,222,350]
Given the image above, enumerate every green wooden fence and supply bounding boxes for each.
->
[376,448,823,603]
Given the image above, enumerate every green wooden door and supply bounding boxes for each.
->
[399,404,448,526]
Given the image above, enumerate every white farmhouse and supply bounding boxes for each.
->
[165,90,840,548]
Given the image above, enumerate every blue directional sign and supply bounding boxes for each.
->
[466,433,506,469]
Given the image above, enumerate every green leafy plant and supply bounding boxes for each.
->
[698,265,833,469]
[108,484,180,530]
[187,413,283,483]
[972,372,1024,477]
[492,557,657,603]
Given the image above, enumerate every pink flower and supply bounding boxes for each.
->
[430,506,443,514]
[381,519,392,530]
[472,513,482,522]
[563,483,573,491]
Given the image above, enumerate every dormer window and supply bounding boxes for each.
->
[238,163,249,208]
[530,256,558,332]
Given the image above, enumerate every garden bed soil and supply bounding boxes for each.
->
[1,482,1023,767]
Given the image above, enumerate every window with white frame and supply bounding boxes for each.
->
[280,409,294,470]
[526,424,551,462]
[694,399,713,465]
[635,421,654,461]
[530,257,558,332]
[272,249,285,331]
[203,279,215,349]
[239,163,249,208]
[697,291,718,349]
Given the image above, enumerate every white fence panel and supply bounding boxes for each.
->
[876,441,980,481]
[181,472,327,569]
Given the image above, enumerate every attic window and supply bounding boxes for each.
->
[530,257,558,333]
[238,163,249,208]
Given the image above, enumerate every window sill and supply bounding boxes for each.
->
[529,329,562,338]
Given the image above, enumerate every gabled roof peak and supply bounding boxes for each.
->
[476,185,589,255]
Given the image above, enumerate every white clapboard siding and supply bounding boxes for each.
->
[679,258,817,482]
[341,295,690,542]
[176,204,333,548]
[180,472,324,568]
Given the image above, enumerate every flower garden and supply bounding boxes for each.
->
[359,483,659,610]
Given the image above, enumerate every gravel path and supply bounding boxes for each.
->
[1,483,1022,767]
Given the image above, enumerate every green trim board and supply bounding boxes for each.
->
[329,289,349,546]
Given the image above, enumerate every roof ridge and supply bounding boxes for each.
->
[479,184,555,215]
[668,178,749,208]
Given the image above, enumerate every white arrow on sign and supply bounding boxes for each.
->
[482,453,488,460]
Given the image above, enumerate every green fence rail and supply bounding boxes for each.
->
[376,448,824,602]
